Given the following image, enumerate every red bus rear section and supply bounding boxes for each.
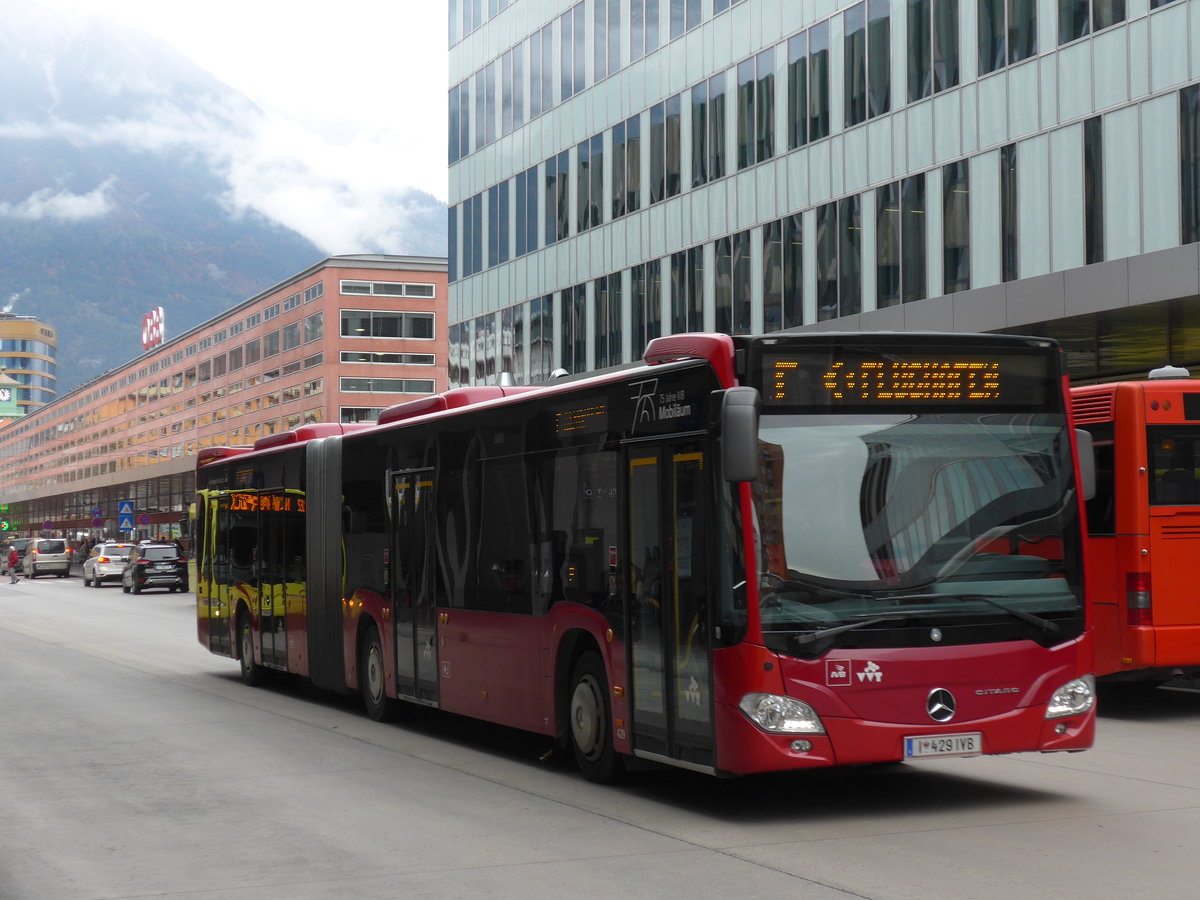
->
[195,332,1095,780]
[1073,368,1200,682]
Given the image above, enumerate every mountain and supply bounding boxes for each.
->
[0,3,444,394]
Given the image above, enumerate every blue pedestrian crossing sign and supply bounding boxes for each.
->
[118,500,135,531]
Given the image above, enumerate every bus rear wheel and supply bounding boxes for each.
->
[569,652,623,784]
[360,623,397,722]
[239,615,264,686]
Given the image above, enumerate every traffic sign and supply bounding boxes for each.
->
[118,500,134,516]
[118,514,134,531]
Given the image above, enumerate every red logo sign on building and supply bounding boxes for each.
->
[142,306,165,351]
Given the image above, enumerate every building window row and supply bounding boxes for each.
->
[451,0,1182,167]
[451,104,1160,386]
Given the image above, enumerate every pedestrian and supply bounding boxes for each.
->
[8,544,19,583]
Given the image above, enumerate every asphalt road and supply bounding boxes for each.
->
[2,573,1199,899]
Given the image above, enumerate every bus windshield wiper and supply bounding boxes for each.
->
[880,591,1061,638]
[788,593,1059,648]
[955,593,1061,637]
[791,612,936,648]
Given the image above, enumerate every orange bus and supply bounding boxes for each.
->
[1072,366,1200,682]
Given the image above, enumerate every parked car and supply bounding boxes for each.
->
[4,537,30,574]
[83,542,135,588]
[122,542,188,593]
[24,538,71,578]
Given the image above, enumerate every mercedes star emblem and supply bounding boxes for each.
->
[927,688,956,722]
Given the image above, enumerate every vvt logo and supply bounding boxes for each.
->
[630,378,659,430]
[857,661,883,683]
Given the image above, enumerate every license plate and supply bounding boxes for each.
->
[904,732,983,758]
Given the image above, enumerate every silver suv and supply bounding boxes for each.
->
[24,538,71,578]
[83,542,135,587]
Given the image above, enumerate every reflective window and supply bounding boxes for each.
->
[809,23,831,141]
[1001,144,1018,282]
[670,247,703,333]
[629,0,660,61]
[737,48,775,168]
[632,259,662,357]
[561,285,588,375]
[877,174,926,308]
[1059,0,1125,43]
[577,134,604,232]
[908,0,959,102]
[1181,87,1200,244]
[593,273,622,368]
[488,182,509,267]
[1084,116,1099,264]
[979,0,1037,76]
[787,31,809,149]
[709,72,728,180]
[943,160,971,293]
[515,165,539,257]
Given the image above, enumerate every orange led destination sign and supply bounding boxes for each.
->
[227,492,306,513]
[762,349,1052,408]
[817,359,1000,401]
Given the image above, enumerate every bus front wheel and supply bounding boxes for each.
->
[360,624,397,722]
[239,616,264,686]
[569,652,623,784]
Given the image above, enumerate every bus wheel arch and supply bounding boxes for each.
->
[358,619,396,722]
[236,604,264,686]
[557,630,623,783]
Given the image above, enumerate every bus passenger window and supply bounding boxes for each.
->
[1083,425,1115,533]
[1149,428,1200,506]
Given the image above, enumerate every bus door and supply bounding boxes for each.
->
[390,469,439,705]
[257,490,287,669]
[1147,424,1200,632]
[626,440,715,770]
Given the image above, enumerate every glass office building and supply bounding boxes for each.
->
[448,0,1200,384]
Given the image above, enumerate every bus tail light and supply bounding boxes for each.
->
[1126,572,1152,626]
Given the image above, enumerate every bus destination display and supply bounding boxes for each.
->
[762,349,1051,408]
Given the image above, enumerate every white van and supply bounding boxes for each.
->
[24,538,71,578]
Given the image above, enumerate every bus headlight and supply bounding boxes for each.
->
[1045,674,1095,719]
[738,692,826,734]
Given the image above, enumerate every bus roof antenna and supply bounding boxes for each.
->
[498,371,516,386]
[1148,365,1191,380]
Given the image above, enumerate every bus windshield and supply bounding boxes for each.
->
[753,412,1083,651]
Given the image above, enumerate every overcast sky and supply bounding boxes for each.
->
[28,0,450,253]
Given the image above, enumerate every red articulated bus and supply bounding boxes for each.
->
[1072,365,1200,683]
[196,331,1096,781]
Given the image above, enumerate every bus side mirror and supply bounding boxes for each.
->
[720,387,759,483]
[1075,428,1096,502]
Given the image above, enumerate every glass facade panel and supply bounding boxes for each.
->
[816,202,838,321]
[943,160,971,293]
[709,72,728,179]
[1001,143,1018,282]
[787,31,808,149]
[1181,87,1200,245]
[838,196,862,317]
[763,220,783,331]
[810,23,831,141]
[844,3,867,128]
[691,82,709,186]
[877,181,901,307]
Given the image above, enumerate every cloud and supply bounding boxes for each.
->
[0,178,116,221]
[0,96,447,255]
